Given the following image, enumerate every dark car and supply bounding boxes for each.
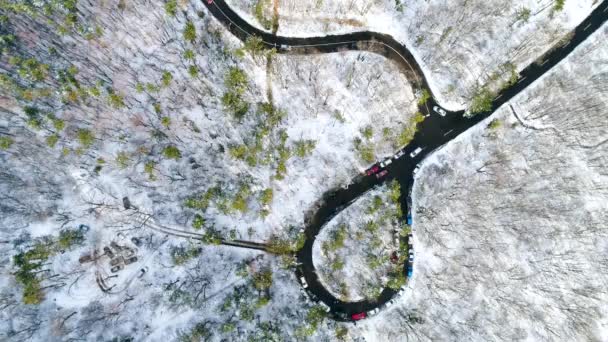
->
[130,237,142,247]
[124,256,138,265]
[103,246,115,259]
[111,264,124,273]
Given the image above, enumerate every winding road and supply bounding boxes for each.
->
[203,0,608,321]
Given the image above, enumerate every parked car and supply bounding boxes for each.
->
[110,241,122,252]
[123,247,136,258]
[319,302,330,312]
[407,265,414,278]
[385,299,395,308]
[351,312,367,321]
[103,246,115,259]
[300,276,308,289]
[398,288,405,296]
[410,147,422,158]
[110,264,124,273]
[124,256,138,265]
[408,251,414,263]
[413,165,420,175]
[138,267,148,278]
[110,256,124,267]
[206,0,213,4]
[407,214,413,225]
[131,237,142,247]
[366,165,380,176]
[78,254,93,264]
[376,170,388,179]
[394,150,405,159]
[433,106,447,116]
[368,308,380,316]
[390,251,399,263]
[380,158,393,168]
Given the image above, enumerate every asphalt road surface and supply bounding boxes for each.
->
[203,0,608,321]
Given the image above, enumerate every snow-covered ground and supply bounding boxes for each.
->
[0,0,414,340]
[352,23,608,341]
[228,0,599,109]
[312,183,403,301]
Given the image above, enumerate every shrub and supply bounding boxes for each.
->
[165,0,177,16]
[192,214,205,230]
[469,87,494,115]
[0,136,14,150]
[46,134,59,148]
[161,71,173,87]
[252,269,272,291]
[115,152,130,169]
[57,229,84,250]
[183,21,196,42]
[294,139,316,158]
[488,119,502,130]
[77,129,94,148]
[163,145,181,159]
[417,89,430,105]
[260,188,273,206]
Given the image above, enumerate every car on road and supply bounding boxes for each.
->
[394,150,405,159]
[376,170,388,179]
[368,308,379,316]
[410,147,422,158]
[380,158,393,168]
[366,165,380,176]
[351,312,366,321]
[300,276,308,289]
[433,106,447,116]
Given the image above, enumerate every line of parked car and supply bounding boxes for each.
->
[365,146,425,179]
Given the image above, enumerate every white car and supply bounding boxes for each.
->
[300,276,308,289]
[433,106,447,116]
[413,165,420,175]
[319,301,331,312]
[368,308,380,316]
[385,299,395,308]
[380,158,393,168]
[410,147,422,158]
[394,150,405,159]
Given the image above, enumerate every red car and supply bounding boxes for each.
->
[351,312,366,321]
[366,165,380,176]
[207,0,213,4]
[376,170,388,179]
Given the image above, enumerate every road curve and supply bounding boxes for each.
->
[203,0,608,321]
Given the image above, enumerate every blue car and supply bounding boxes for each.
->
[407,214,412,225]
[407,267,413,278]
